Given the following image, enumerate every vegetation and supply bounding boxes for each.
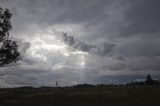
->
[0,7,20,67]
[0,74,159,106]
[0,86,160,106]
[126,74,160,86]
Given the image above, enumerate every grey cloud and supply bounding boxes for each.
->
[0,64,82,87]
[102,56,160,73]
[120,0,160,36]
[114,38,160,57]
[0,0,160,87]
[62,33,115,56]
[18,41,31,56]
[54,0,114,24]
[125,56,160,71]
[0,0,115,27]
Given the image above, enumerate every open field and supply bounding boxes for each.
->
[0,86,160,106]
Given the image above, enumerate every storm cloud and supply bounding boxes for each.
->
[0,0,160,87]
[62,33,115,56]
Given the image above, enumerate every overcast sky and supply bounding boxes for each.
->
[0,0,160,87]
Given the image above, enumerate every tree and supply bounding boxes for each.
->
[145,74,153,85]
[0,7,20,66]
[146,74,152,81]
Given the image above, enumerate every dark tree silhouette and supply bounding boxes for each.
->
[0,7,20,66]
[146,74,152,81]
[145,74,153,85]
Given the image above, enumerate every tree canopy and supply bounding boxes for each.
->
[0,7,20,66]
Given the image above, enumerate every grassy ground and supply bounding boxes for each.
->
[0,86,160,106]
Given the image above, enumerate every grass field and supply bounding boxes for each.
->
[0,86,160,106]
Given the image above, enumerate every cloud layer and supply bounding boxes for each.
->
[62,33,115,56]
[0,0,160,87]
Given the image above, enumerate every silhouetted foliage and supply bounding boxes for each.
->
[145,74,154,85]
[73,84,95,88]
[126,74,160,87]
[146,74,152,80]
[0,7,20,66]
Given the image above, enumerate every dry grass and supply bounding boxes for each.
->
[0,86,160,106]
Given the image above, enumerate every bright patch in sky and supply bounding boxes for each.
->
[24,25,89,70]
[80,55,86,67]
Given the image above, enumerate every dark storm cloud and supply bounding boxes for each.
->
[0,0,160,87]
[102,56,160,72]
[53,0,114,23]
[120,0,160,36]
[62,33,115,56]
[0,0,115,29]
[114,38,160,57]
[107,0,160,74]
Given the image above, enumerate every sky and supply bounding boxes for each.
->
[0,0,160,87]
